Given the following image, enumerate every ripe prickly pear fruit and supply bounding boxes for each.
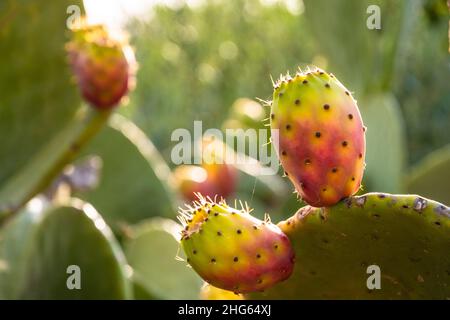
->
[66,24,136,109]
[174,163,237,202]
[200,283,243,300]
[270,68,366,207]
[179,195,295,293]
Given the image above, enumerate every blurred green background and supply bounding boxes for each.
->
[0,0,448,300]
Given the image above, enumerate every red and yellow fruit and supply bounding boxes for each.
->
[179,195,295,293]
[66,24,136,109]
[270,68,366,207]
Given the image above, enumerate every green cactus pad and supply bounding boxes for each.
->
[360,93,406,193]
[0,199,131,299]
[407,144,450,205]
[75,114,180,229]
[124,218,203,300]
[250,193,449,299]
[0,0,115,218]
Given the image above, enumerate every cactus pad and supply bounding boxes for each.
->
[250,193,450,299]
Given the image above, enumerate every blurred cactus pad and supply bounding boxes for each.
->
[0,0,449,300]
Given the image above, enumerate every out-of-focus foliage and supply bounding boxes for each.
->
[407,144,450,205]
[361,93,406,193]
[124,218,203,299]
[123,0,449,193]
[0,0,114,217]
[0,199,131,299]
[124,0,315,157]
[75,115,181,230]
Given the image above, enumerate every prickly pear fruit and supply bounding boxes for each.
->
[179,195,295,293]
[66,24,136,109]
[270,68,366,207]
[174,164,237,201]
[200,283,243,300]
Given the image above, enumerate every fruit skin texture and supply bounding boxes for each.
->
[174,164,237,202]
[270,68,366,207]
[179,195,295,293]
[66,25,136,109]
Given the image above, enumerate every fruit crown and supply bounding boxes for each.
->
[177,193,270,240]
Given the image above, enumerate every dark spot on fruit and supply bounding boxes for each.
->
[302,80,308,84]
[274,244,279,249]
[351,177,355,181]
[295,99,300,105]
[345,91,350,96]
[284,171,289,176]
[286,221,291,225]
[325,83,330,88]
[205,218,209,222]
[234,257,239,262]
[188,219,192,223]
[187,258,190,262]
[256,254,261,259]
[231,211,236,215]
[330,73,335,78]
[279,92,283,97]
[304,159,311,165]
[214,212,218,216]
[237,229,242,234]
[253,225,258,230]
[281,150,287,156]
[348,114,353,120]
[258,279,263,284]
[319,71,324,75]
[217,231,222,236]
[378,194,386,199]
[323,104,330,110]
[211,258,216,263]
[435,221,441,226]
[373,213,380,219]
[271,113,275,120]
[193,250,197,254]
[286,124,291,130]
[207,209,211,214]
[315,131,321,138]
[402,205,409,209]
[342,141,348,147]
[322,188,327,192]
[359,153,363,159]
[332,168,338,173]
[322,238,329,244]
[363,126,367,132]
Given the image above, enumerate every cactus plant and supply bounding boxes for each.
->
[124,218,203,299]
[0,198,132,299]
[67,24,136,109]
[179,195,295,293]
[75,114,180,229]
[271,68,366,207]
[407,144,450,205]
[248,193,449,299]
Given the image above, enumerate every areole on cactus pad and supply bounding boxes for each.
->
[270,67,366,207]
[66,23,137,109]
[178,194,295,293]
